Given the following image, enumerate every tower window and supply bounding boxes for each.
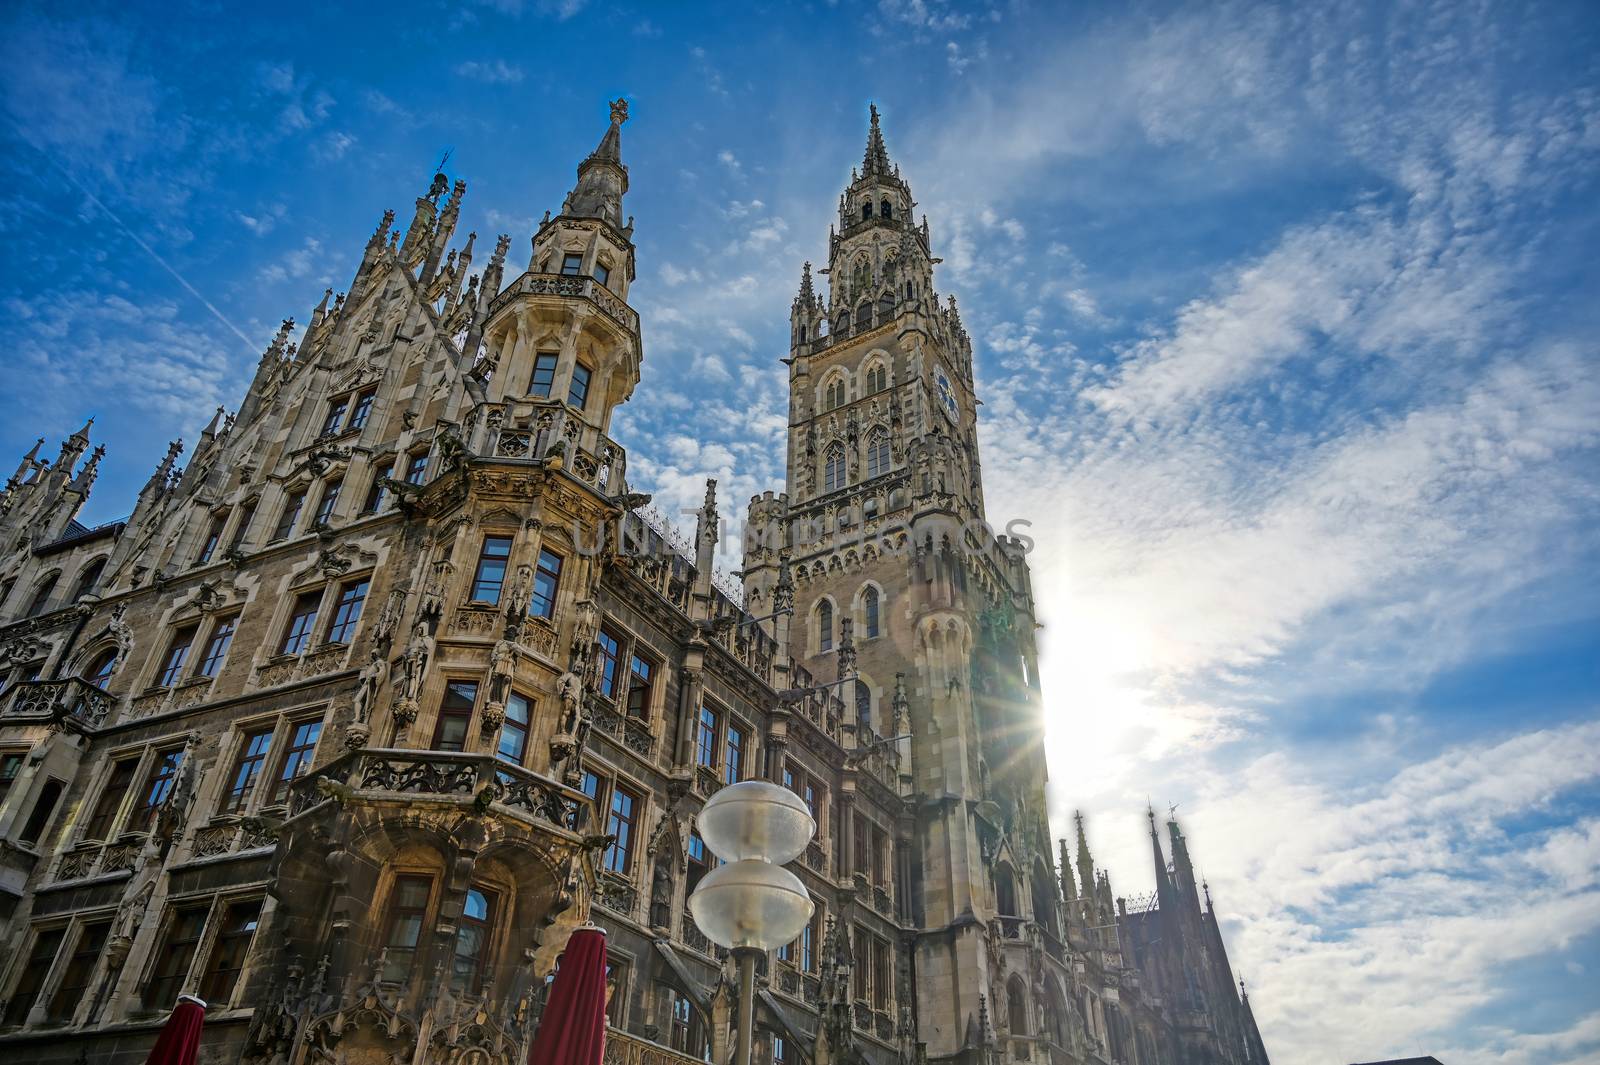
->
[561,252,584,276]
[594,262,611,287]
[867,430,891,479]
[529,352,559,398]
[867,364,888,393]
[826,377,846,411]
[880,200,893,220]
[863,586,880,638]
[472,536,514,603]
[498,692,531,765]
[798,324,807,343]
[379,875,433,984]
[432,680,479,752]
[861,202,872,221]
[529,548,562,619]
[567,363,592,410]
[818,600,834,652]
[823,445,846,494]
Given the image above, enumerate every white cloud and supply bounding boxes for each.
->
[454,59,525,84]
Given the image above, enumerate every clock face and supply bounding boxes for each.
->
[934,365,959,423]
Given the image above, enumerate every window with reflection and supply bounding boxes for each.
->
[497,693,531,766]
[380,875,433,984]
[267,720,322,804]
[451,886,498,995]
[432,681,478,752]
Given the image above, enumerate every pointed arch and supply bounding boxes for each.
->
[815,597,835,653]
[822,444,846,494]
[1007,975,1030,1036]
[995,862,1019,916]
[824,373,847,412]
[856,582,883,639]
[72,556,108,602]
[866,428,891,479]
[22,571,60,618]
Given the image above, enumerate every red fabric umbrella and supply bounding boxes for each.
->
[528,925,608,1065]
[145,993,206,1065]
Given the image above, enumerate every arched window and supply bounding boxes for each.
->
[835,311,851,336]
[1007,976,1030,1036]
[866,363,888,393]
[1044,978,1069,1047]
[866,430,891,479]
[817,600,834,653]
[861,202,872,221]
[905,280,914,300]
[23,573,59,618]
[667,988,710,1061]
[823,445,846,493]
[863,586,880,638]
[855,682,872,730]
[996,864,1019,915]
[880,200,893,220]
[84,649,118,688]
[1033,859,1060,937]
[879,293,895,322]
[857,302,873,331]
[825,377,846,411]
[72,558,106,601]
[798,324,807,343]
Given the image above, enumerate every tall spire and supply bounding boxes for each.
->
[1149,804,1173,910]
[1074,810,1095,905]
[863,103,893,177]
[560,98,630,227]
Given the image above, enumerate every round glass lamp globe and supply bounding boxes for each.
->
[687,859,815,951]
[697,780,816,864]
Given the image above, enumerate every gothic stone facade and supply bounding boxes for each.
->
[0,103,1269,1065]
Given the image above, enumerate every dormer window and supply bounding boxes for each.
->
[561,253,583,276]
[594,262,611,287]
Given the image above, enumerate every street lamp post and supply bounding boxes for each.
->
[687,780,817,1065]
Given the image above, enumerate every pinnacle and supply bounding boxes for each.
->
[863,103,893,177]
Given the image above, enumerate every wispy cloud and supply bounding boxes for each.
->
[454,59,525,84]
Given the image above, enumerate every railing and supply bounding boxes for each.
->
[4,677,114,728]
[54,834,146,882]
[288,749,589,833]
[490,271,641,337]
[473,398,627,498]
[603,1026,704,1065]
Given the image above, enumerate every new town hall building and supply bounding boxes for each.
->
[0,103,1270,1065]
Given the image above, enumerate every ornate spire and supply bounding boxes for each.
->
[796,260,815,306]
[72,444,105,493]
[560,99,630,227]
[863,103,892,177]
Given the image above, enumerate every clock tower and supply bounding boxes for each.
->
[744,106,1052,1063]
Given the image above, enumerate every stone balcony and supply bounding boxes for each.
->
[2,676,116,730]
[286,747,592,837]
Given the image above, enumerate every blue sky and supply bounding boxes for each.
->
[3,1,1599,1061]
